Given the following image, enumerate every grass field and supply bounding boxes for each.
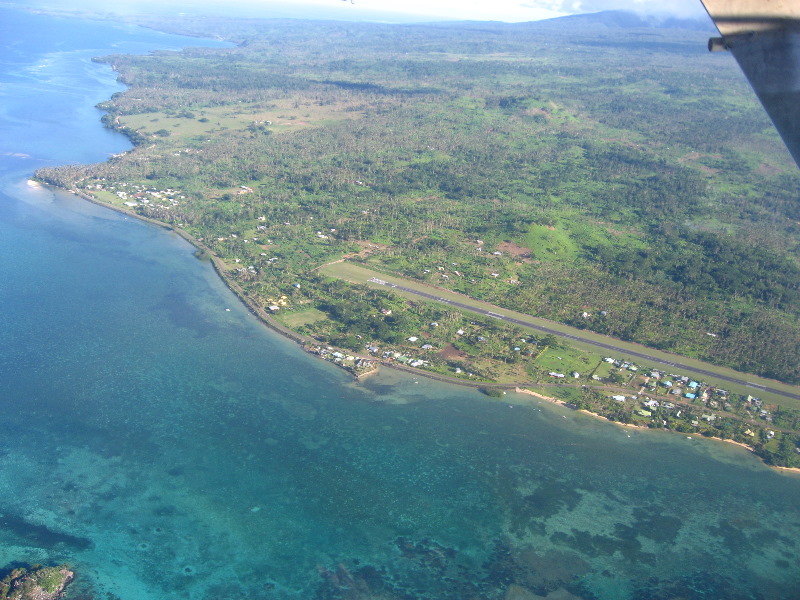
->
[524,223,578,262]
[119,97,364,142]
[274,308,328,328]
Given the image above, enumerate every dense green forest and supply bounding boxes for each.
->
[37,12,800,384]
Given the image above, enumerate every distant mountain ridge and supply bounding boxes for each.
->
[427,10,716,34]
[530,9,716,32]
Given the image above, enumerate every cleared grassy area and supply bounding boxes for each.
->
[524,224,578,262]
[536,345,597,377]
[89,189,130,207]
[321,261,800,408]
[119,98,364,141]
[275,308,328,328]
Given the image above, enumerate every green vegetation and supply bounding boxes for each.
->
[0,565,73,600]
[562,377,800,469]
[34,14,800,465]
[275,307,329,329]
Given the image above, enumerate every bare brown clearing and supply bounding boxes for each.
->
[497,241,531,258]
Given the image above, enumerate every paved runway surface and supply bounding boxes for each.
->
[368,278,800,401]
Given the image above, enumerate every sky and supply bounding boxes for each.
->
[6,0,710,22]
[287,0,709,22]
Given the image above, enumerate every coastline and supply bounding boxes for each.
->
[35,181,542,388]
[516,386,800,474]
[42,184,496,384]
[40,184,800,476]
[57,185,315,344]
[8,13,800,599]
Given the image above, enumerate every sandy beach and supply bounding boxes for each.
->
[514,387,800,474]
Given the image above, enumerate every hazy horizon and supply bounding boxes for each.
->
[2,0,710,24]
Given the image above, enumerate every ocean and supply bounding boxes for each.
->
[0,7,798,600]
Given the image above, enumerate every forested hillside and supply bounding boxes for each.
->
[37,12,800,384]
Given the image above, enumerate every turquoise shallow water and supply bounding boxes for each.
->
[1,8,799,600]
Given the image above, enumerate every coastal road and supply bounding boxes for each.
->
[367,278,800,402]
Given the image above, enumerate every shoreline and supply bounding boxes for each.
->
[58,185,316,343]
[515,387,800,474]
[44,185,505,385]
[35,181,547,388]
[39,183,800,476]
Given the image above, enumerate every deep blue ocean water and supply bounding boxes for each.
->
[0,7,799,600]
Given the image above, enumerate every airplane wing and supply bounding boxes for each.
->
[701,0,800,167]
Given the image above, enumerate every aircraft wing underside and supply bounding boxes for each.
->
[701,0,800,167]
